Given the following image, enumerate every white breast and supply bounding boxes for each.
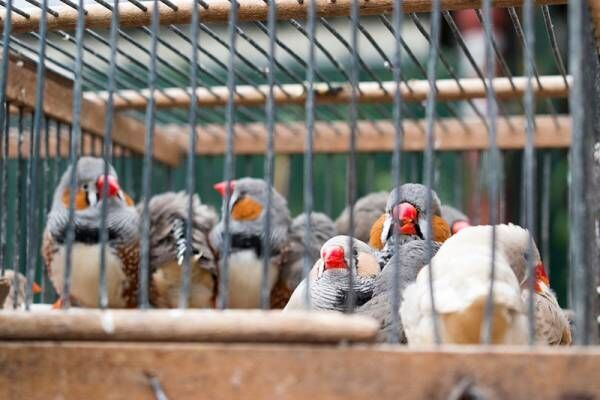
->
[226,250,278,309]
[49,243,127,308]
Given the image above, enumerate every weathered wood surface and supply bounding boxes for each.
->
[1,0,568,33]
[3,55,181,166]
[164,115,572,155]
[0,309,378,342]
[0,342,599,399]
[86,75,571,110]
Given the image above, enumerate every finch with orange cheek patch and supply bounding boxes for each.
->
[283,236,380,312]
[42,157,140,308]
[368,184,450,267]
[210,178,334,309]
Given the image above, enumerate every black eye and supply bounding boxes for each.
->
[82,183,89,191]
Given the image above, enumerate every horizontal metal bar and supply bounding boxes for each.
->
[162,115,571,155]
[1,0,568,33]
[3,54,182,166]
[85,75,571,110]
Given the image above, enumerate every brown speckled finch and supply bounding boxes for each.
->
[284,235,381,312]
[42,157,140,308]
[335,191,387,243]
[141,191,218,308]
[0,270,41,309]
[210,178,335,309]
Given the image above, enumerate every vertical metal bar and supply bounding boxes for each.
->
[0,0,12,279]
[40,116,51,301]
[0,102,7,277]
[388,0,404,344]
[522,0,537,345]
[62,0,86,309]
[13,108,24,309]
[260,0,277,310]
[324,154,333,217]
[25,0,49,310]
[480,0,500,345]
[216,0,239,310]
[344,0,360,313]
[541,152,551,278]
[423,0,442,344]
[302,0,317,310]
[98,0,119,310]
[568,0,587,346]
[365,155,375,194]
[139,0,160,310]
[179,0,200,310]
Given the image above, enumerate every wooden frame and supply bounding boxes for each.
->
[0,310,378,343]
[3,55,182,166]
[85,75,571,110]
[1,0,568,34]
[1,342,599,399]
[163,115,571,155]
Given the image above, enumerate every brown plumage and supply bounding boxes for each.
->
[140,191,218,308]
[42,157,141,308]
[335,191,387,243]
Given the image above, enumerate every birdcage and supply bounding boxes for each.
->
[0,0,598,398]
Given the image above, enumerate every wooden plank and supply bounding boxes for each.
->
[0,310,378,342]
[1,0,568,33]
[164,115,572,155]
[0,342,599,399]
[86,75,571,110]
[3,55,181,166]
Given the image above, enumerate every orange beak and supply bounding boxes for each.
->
[392,202,418,235]
[534,263,550,293]
[213,180,236,197]
[32,282,42,294]
[96,175,120,198]
[322,246,347,270]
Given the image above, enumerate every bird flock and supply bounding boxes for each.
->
[1,156,572,346]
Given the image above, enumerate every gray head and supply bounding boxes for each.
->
[441,205,471,234]
[309,235,380,311]
[370,183,449,250]
[141,191,218,269]
[210,177,291,252]
[46,157,139,245]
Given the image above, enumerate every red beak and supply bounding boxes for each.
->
[534,262,549,293]
[322,246,347,270]
[96,175,120,198]
[392,202,418,235]
[452,220,471,234]
[213,180,236,197]
[32,282,42,294]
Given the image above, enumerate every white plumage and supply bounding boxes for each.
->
[401,225,529,345]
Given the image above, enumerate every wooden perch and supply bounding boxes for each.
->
[3,55,182,166]
[85,75,571,110]
[0,342,599,399]
[163,115,572,155]
[0,309,379,342]
[1,0,568,34]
